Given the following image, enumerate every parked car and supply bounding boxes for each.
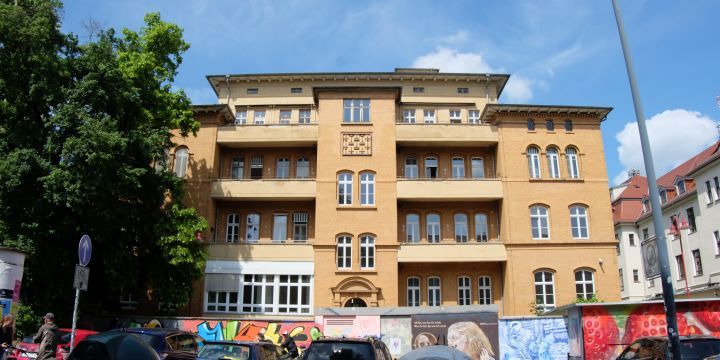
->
[302,337,392,360]
[68,331,160,360]
[400,345,472,360]
[196,340,285,360]
[11,328,98,360]
[115,328,204,360]
[617,335,720,359]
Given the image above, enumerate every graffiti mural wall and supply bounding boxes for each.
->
[411,313,499,360]
[182,319,322,348]
[318,315,381,338]
[498,317,569,360]
[381,317,412,357]
[581,300,720,360]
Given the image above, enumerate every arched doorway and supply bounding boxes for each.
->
[344,298,367,307]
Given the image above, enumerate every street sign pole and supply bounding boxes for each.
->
[71,235,92,354]
[70,287,80,353]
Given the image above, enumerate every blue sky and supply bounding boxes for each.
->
[61,0,720,185]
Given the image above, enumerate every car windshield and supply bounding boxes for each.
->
[197,343,251,359]
[305,342,373,360]
[681,339,720,359]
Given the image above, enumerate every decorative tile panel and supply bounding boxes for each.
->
[342,133,372,156]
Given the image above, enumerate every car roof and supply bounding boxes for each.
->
[121,328,192,336]
[205,340,269,346]
[312,337,377,344]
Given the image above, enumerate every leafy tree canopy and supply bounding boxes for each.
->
[0,0,206,323]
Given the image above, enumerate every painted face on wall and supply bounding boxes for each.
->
[448,332,469,352]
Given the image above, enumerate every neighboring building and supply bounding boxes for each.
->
[169,68,620,318]
[612,141,720,300]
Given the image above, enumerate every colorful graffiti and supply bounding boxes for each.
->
[381,317,412,357]
[499,317,569,360]
[181,320,322,348]
[582,301,720,360]
[318,315,381,338]
[412,313,499,360]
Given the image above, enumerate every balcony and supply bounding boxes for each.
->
[205,242,314,261]
[395,123,498,146]
[398,240,506,262]
[217,121,318,147]
[211,178,316,200]
[397,178,503,201]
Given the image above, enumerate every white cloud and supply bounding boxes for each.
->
[436,30,469,45]
[613,109,718,184]
[503,75,534,103]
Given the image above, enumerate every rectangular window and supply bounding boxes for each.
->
[279,110,292,124]
[337,236,352,269]
[250,156,263,179]
[231,158,244,179]
[231,274,312,314]
[205,274,240,313]
[277,275,312,314]
[120,292,138,310]
[458,277,471,305]
[693,250,703,276]
[707,181,715,203]
[360,235,375,269]
[343,99,370,123]
[676,255,686,280]
[714,176,720,201]
[468,110,481,124]
[406,214,420,243]
[292,213,308,242]
[471,158,484,179]
[715,231,720,256]
[629,234,635,246]
[457,87,469,94]
[633,269,639,283]
[296,158,309,179]
[475,214,489,242]
[427,215,441,243]
[234,110,247,125]
[241,274,274,313]
[407,278,420,307]
[686,207,697,232]
[299,109,311,124]
[403,109,416,123]
[449,110,462,124]
[253,110,266,124]
[478,276,492,305]
[423,109,436,124]
[428,277,441,306]
[272,214,287,243]
[360,173,375,206]
[648,278,655,288]
[452,157,465,179]
[290,87,303,94]
[276,158,290,179]
[246,214,260,243]
[413,87,425,93]
[338,173,353,205]
[619,269,624,291]
[643,228,649,240]
[247,88,259,94]
[226,214,240,243]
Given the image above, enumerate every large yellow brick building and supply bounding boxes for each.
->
[173,69,620,318]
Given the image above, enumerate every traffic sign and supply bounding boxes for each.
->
[73,265,89,291]
[78,235,92,267]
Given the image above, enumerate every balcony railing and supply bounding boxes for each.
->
[397,177,503,200]
[398,240,507,262]
[211,178,316,200]
[223,117,317,126]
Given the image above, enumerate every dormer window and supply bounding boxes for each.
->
[642,198,650,213]
[675,179,686,195]
[660,190,667,204]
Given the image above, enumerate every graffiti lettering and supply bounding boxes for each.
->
[182,320,322,348]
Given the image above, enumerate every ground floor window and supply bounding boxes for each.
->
[205,273,312,315]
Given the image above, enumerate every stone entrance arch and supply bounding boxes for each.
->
[344,298,367,307]
[331,276,380,307]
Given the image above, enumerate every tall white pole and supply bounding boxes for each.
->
[70,288,80,353]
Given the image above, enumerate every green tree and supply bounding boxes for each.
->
[0,0,206,321]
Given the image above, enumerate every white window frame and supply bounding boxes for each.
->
[279,110,292,124]
[475,213,489,242]
[173,147,189,178]
[528,147,541,179]
[205,274,240,313]
[468,110,481,124]
[534,271,555,311]
[451,157,465,179]
[296,158,309,179]
[425,157,438,178]
[253,110,266,124]
[292,212,308,242]
[299,109,311,124]
[449,109,462,124]
[238,274,313,314]
[360,172,375,206]
[246,213,260,243]
[471,157,484,179]
[226,214,240,243]
[676,255,685,280]
[407,277,420,307]
[337,236,352,270]
[231,157,244,179]
[360,235,375,269]
[272,214,287,243]
[575,270,595,300]
[338,172,353,205]
[692,249,703,276]
[454,213,469,242]
[632,269,639,283]
[427,213,441,243]
[276,158,290,179]
[478,276,492,305]
[706,181,715,203]
[423,109,436,124]
[234,110,248,125]
[406,214,420,243]
[276,274,313,314]
[531,205,550,239]
[570,205,589,239]
[120,292,139,310]
[343,99,370,123]
[428,277,441,306]
[405,157,418,179]
[547,147,560,179]
[403,109,416,124]
[458,276,471,305]
[676,179,686,194]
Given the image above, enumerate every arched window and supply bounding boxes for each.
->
[458,276,471,305]
[173,147,189,177]
[575,270,595,300]
[425,157,438,178]
[527,119,536,131]
[360,234,375,269]
[452,157,465,179]
[427,213,441,243]
[296,158,309,178]
[407,277,420,307]
[454,213,469,242]
[406,214,420,243]
[405,157,418,179]
[337,235,352,269]
[570,205,589,239]
[471,157,485,179]
[226,213,240,243]
[534,271,555,311]
[530,205,550,239]
[246,213,260,243]
[478,276,492,305]
[475,213,489,242]
[546,147,560,179]
[564,119,573,132]
[276,158,290,179]
[527,147,541,179]
[360,172,375,206]
[428,277,441,306]
[338,172,353,205]
[545,119,554,131]
[566,147,580,179]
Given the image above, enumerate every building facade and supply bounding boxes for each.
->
[612,141,720,300]
[172,69,620,318]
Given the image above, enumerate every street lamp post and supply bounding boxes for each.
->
[610,0,682,358]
